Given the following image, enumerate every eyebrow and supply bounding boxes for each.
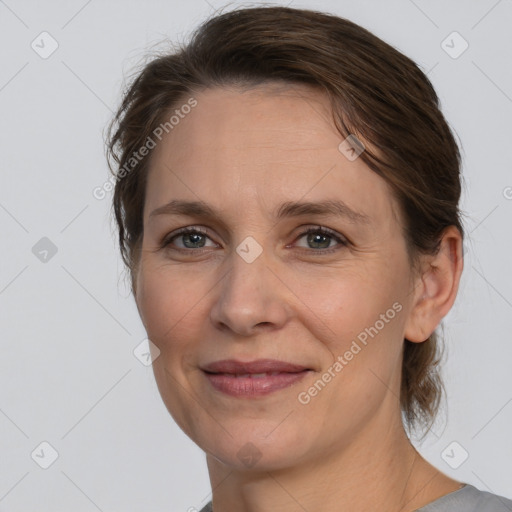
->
[149,199,371,225]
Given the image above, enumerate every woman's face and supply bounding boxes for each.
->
[135,85,422,470]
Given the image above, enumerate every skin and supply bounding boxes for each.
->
[134,84,464,512]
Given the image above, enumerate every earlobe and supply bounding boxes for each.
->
[404,226,464,343]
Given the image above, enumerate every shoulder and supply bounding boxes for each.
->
[416,483,512,512]
[197,486,512,512]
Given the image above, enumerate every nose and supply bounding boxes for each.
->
[209,246,291,337]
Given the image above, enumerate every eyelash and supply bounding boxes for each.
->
[160,226,348,255]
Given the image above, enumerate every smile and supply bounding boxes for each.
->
[201,359,312,397]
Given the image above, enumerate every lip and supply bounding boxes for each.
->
[202,358,309,374]
[201,359,312,398]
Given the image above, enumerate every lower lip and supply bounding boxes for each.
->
[203,371,310,397]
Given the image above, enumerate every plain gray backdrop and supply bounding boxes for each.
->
[1,0,511,510]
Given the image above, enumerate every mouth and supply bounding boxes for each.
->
[201,359,312,397]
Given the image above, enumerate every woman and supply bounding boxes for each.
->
[106,6,512,511]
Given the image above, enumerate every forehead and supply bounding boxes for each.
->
[167,84,337,153]
[144,85,398,228]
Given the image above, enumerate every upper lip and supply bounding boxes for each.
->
[202,359,310,374]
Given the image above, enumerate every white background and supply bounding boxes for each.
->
[1,0,511,510]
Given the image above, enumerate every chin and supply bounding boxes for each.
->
[195,420,313,472]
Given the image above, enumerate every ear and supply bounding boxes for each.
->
[404,226,464,343]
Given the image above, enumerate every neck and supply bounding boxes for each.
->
[204,409,460,512]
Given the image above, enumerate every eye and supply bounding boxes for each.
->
[161,227,217,251]
[293,227,348,254]
[160,226,348,254]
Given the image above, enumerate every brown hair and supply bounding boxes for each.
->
[106,5,464,435]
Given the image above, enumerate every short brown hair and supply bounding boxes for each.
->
[106,5,464,435]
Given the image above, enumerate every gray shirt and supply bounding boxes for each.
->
[198,484,512,511]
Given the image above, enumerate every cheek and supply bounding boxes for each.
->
[293,264,405,346]
[297,267,407,404]
[137,265,212,381]
[297,286,406,431]
[136,262,212,346]
[136,266,212,432]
